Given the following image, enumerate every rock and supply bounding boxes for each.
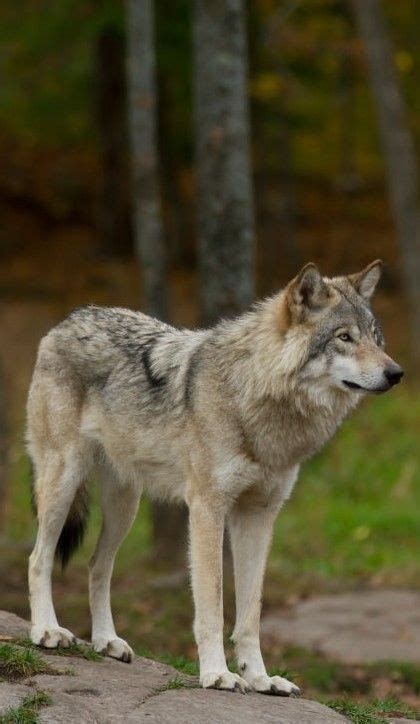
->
[0,610,30,638]
[0,611,349,723]
[261,590,420,664]
[33,653,186,722]
[137,689,348,724]
[0,682,31,713]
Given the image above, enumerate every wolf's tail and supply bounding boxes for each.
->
[30,474,90,569]
[55,484,90,569]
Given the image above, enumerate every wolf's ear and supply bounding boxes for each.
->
[348,260,382,301]
[288,263,329,314]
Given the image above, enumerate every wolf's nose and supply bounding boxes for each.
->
[384,365,404,386]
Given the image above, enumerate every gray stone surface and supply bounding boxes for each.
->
[0,610,30,638]
[137,689,348,724]
[0,610,350,723]
[262,590,420,664]
[34,653,184,722]
[0,682,29,713]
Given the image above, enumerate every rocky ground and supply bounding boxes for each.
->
[1,600,420,723]
[0,611,347,723]
[261,590,420,665]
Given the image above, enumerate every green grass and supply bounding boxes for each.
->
[379,661,420,695]
[53,641,103,662]
[277,646,369,695]
[327,696,419,723]
[162,676,187,690]
[268,645,420,698]
[0,691,51,724]
[137,647,199,676]
[0,643,51,680]
[269,388,420,592]
[13,637,103,663]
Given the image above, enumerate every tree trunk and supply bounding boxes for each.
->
[351,0,420,357]
[0,365,8,530]
[95,26,132,257]
[336,48,358,191]
[193,0,256,326]
[126,0,186,566]
[262,7,301,286]
[126,0,168,321]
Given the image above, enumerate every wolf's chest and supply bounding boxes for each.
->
[246,401,344,469]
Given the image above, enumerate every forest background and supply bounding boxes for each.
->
[0,0,419,716]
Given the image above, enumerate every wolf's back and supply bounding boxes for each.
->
[39,305,173,384]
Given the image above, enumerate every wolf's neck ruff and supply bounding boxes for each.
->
[210,297,357,471]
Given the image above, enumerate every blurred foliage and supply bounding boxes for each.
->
[0,3,418,712]
[0,0,124,145]
[0,0,418,178]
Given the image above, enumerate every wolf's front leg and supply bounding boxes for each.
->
[228,498,300,696]
[188,494,248,692]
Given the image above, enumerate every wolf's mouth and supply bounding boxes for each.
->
[342,380,389,394]
[342,380,363,390]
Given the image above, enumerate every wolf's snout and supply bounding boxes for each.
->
[384,364,404,387]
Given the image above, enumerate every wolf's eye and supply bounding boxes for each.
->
[338,332,353,342]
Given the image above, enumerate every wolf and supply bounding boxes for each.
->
[27,261,403,695]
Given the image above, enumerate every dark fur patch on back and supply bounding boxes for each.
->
[184,347,202,409]
[142,344,166,388]
[55,485,90,569]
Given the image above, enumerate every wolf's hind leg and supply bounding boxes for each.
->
[89,469,141,662]
[228,499,300,696]
[29,454,83,648]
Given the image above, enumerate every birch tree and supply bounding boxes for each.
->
[0,367,7,530]
[126,0,187,564]
[95,26,132,256]
[126,0,168,321]
[193,0,256,325]
[352,0,420,356]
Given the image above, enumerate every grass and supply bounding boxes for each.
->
[269,388,420,593]
[162,676,187,690]
[0,643,51,680]
[52,641,103,662]
[270,646,420,698]
[0,691,51,724]
[13,637,103,663]
[379,662,420,695]
[139,651,199,677]
[327,696,419,723]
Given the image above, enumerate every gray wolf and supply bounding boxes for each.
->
[27,261,403,694]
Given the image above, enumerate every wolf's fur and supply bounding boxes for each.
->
[27,262,402,694]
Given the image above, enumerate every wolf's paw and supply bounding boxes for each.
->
[31,624,76,649]
[201,671,249,693]
[248,674,300,696]
[93,636,133,663]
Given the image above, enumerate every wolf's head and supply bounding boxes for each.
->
[283,261,403,395]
